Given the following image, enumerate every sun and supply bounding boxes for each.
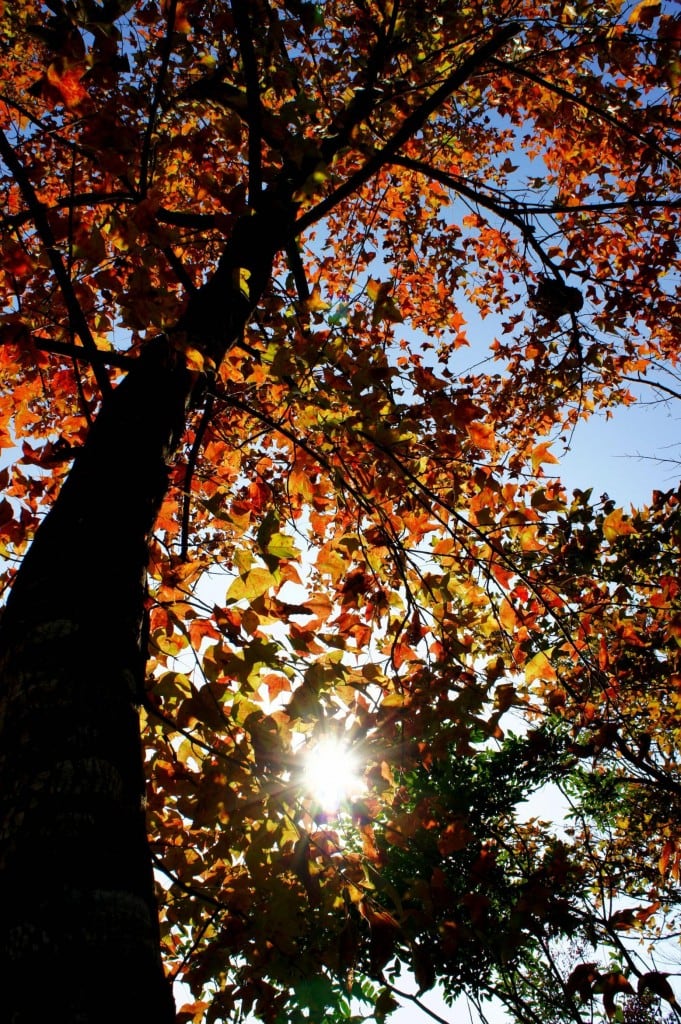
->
[302,736,362,815]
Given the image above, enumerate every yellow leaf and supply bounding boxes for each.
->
[181,345,206,372]
[153,632,188,658]
[524,650,557,685]
[367,279,403,325]
[234,267,251,299]
[226,567,277,603]
[518,524,544,552]
[307,286,330,312]
[603,507,636,542]
[366,279,382,302]
[628,0,660,26]
[265,531,299,561]
[374,296,403,325]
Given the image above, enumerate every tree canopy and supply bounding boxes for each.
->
[0,1,679,1023]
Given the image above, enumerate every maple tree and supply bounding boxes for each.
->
[0,0,679,1022]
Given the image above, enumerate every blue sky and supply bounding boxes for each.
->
[556,384,680,505]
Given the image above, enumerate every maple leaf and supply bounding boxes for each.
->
[359,902,402,973]
[367,279,403,325]
[628,0,661,27]
[603,507,637,542]
[524,650,557,685]
[594,971,634,1019]
[566,962,599,1001]
[530,440,559,474]
[638,972,678,1007]
[46,59,89,108]
[466,420,497,451]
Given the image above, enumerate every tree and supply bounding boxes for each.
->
[0,1,679,1022]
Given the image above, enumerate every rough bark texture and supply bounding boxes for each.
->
[0,208,283,1023]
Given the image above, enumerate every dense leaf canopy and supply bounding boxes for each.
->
[0,1,680,1022]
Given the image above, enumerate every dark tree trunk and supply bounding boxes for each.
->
[0,208,284,1023]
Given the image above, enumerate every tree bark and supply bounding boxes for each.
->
[0,208,284,1023]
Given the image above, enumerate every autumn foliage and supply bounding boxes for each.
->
[0,1,680,1022]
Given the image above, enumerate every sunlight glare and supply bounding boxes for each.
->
[302,737,361,815]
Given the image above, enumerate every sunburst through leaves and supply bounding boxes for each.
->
[302,737,363,816]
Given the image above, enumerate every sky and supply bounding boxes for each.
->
[557,384,680,506]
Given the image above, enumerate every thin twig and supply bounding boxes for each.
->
[34,338,134,369]
[162,245,197,295]
[385,983,452,1024]
[622,375,681,402]
[66,146,95,426]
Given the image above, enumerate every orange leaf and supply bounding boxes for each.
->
[659,839,680,879]
[437,818,474,855]
[177,1001,210,1024]
[359,902,402,972]
[608,908,636,930]
[498,598,517,631]
[46,60,89,109]
[466,420,496,451]
[530,440,560,473]
[595,972,634,1019]
[635,901,660,925]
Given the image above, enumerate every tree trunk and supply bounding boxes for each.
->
[0,210,283,1023]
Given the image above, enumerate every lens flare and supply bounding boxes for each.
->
[302,737,361,814]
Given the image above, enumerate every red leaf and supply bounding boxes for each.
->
[638,972,677,1006]
[566,963,599,1001]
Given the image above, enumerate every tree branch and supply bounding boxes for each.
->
[180,397,214,561]
[0,189,134,232]
[508,197,681,216]
[390,154,562,277]
[231,0,264,206]
[385,983,452,1024]
[34,338,134,369]
[0,128,113,397]
[156,207,217,230]
[162,245,197,295]
[622,374,681,402]
[295,22,521,233]
[318,0,400,165]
